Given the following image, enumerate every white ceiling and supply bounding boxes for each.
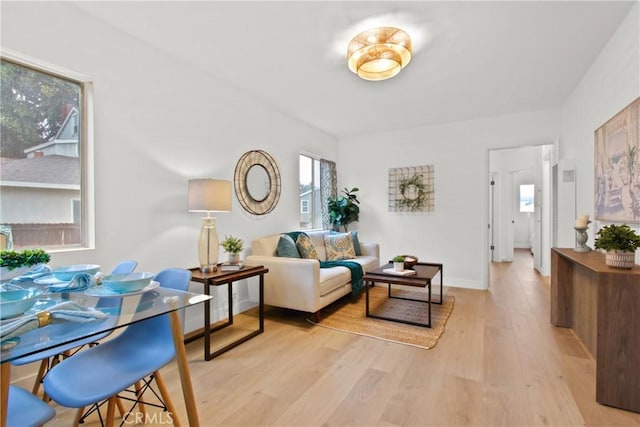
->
[73,1,635,139]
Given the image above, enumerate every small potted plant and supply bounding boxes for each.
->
[0,248,51,280]
[594,224,640,269]
[220,235,244,264]
[392,255,405,272]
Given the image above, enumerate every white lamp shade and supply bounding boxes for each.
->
[188,179,232,212]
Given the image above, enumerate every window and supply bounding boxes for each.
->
[299,154,322,229]
[0,54,93,250]
[519,184,535,213]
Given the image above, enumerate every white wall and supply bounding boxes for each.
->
[1,2,339,333]
[338,109,561,289]
[561,2,640,262]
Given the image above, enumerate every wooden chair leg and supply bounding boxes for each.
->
[134,381,146,419]
[105,396,116,427]
[32,359,48,396]
[116,396,126,417]
[73,406,85,427]
[154,370,181,427]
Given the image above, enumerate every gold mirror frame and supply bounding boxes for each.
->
[234,150,281,215]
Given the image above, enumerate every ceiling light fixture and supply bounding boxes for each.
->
[347,27,412,81]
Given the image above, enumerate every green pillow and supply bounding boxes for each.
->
[277,235,300,258]
[351,231,362,256]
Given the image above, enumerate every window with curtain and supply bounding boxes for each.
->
[0,55,93,250]
[299,154,336,230]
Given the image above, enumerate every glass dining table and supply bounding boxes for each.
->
[0,284,212,427]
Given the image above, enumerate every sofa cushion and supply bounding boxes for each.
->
[319,267,351,296]
[277,235,300,258]
[324,232,356,260]
[307,231,328,261]
[296,233,318,259]
[348,255,379,273]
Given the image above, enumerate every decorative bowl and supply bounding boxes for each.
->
[402,255,419,270]
[0,264,43,282]
[0,288,43,319]
[101,272,154,294]
[52,264,100,281]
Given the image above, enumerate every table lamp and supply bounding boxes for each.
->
[188,179,232,273]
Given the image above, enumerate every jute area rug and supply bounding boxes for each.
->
[307,285,455,350]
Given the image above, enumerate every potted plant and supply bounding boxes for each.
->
[0,248,51,280]
[594,224,640,269]
[327,187,360,232]
[220,235,244,264]
[392,255,405,272]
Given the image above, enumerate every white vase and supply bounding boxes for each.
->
[228,253,240,264]
[605,250,636,269]
[393,262,404,272]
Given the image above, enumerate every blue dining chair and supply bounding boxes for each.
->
[6,385,55,426]
[43,268,192,427]
[12,260,138,399]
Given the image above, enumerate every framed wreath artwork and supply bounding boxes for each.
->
[388,165,435,212]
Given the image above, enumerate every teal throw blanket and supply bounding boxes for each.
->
[286,232,364,296]
[320,260,364,296]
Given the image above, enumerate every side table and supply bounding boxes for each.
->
[188,265,268,361]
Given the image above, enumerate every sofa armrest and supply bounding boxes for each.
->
[245,255,321,312]
[359,242,380,260]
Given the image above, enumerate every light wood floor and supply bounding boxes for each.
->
[49,249,640,426]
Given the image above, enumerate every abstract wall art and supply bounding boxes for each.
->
[594,97,640,223]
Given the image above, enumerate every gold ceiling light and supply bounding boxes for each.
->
[347,27,412,81]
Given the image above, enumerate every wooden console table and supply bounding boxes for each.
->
[551,248,640,413]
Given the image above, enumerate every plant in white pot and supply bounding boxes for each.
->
[392,255,405,272]
[220,235,244,264]
[0,248,51,280]
[594,224,640,269]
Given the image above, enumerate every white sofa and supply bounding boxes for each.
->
[246,230,380,318]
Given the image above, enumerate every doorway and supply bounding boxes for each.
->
[488,144,553,276]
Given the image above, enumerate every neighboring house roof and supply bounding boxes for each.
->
[0,155,80,187]
[24,107,79,157]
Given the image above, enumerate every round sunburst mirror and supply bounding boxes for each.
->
[234,150,281,215]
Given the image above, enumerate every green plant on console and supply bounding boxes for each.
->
[392,255,405,263]
[220,235,244,254]
[328,187,360,232]
[594,224,640,252]
[0,248,50,270]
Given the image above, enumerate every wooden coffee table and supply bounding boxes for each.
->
[362,262,443,328]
